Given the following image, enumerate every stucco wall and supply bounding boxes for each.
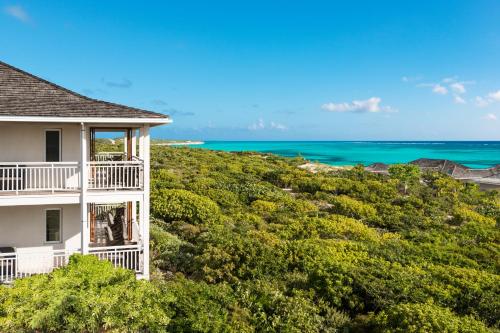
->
[0,204,81,250]
[0,123,80,162]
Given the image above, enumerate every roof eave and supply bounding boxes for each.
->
[0,116,172,126]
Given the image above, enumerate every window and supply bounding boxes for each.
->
[45,130,61,162]
[46,209,62,243]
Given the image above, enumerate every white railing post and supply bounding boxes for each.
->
[51,163,55,194]
[15,163,19,195]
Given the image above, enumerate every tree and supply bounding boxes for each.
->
[388,164,421,194]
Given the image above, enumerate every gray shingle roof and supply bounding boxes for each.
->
[0,61,169,120]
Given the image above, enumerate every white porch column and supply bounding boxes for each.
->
[80,123,90,254]
[123,131,128,157]
[139,125,150,279]
[131,129,137,157]
[131,130,138,233]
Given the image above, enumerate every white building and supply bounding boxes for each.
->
[0,61,171,283]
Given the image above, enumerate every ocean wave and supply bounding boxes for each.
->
[348,142,447,145]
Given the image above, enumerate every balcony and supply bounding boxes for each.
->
[88,158,144,190]
[0,158,144,195]
[0,245,143,284]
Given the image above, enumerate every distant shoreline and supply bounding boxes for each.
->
[153,140,205,146]
[194,141,500,169]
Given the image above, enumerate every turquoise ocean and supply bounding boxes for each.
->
[196,141,500,169]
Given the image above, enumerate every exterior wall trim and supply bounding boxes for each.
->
[0,194,80,206]
[0,116,171,125]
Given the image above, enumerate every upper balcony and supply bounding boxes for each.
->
[0,153,144,196]
[0,123,150,200]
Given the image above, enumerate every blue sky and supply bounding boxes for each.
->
[1,1,500,140]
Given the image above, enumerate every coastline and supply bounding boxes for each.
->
[298,162,353,173]
[299,160,500,190]
[153,140,205,146]
[196,141,500,169]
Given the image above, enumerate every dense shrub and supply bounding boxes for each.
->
[148,147,499,331]
[152,188,222,224]
[160,277,253,332]
[0,255,173,332]
[251,199,279,215]
[371,302,491,333]
[3,146,498,332]
[328,195,377,220]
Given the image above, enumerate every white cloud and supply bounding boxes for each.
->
[416,77,475,104]
[453,95,466,104]
[401,75,422,83]
[270,122,287,130]
[450,82,466,94]
[248,118,287,131]
[248,118,265,130]
[474,90,500,107]
[4,5,30,23]
[488,90,500,102]
[442,76,458,83]
[483,113,497,121]
[432,84,448,95]
[321,97,395,113]
[475,96,490,107]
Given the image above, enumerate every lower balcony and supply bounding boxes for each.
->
[0,245,143,284]
[0,159,144,196]
[0,203,147,284]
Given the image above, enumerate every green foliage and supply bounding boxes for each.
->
[152,188,222,224]
[389,164,421,194]
[452,205,496,226]
[251,199,279,215]
[328,195,377,220]
[0,255,173,332]
[3,145,499,332]
[150,223,187,273]
[371,302,491,333]
[148,147,499,330]
[160,277,253,333]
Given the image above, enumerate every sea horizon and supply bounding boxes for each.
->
[190,140,500,169]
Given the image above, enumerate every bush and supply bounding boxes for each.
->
[328,195,377,220]
[152,189,222,224]
[372,302,491,333]
[388,164,421,194]
[150,223,186,273]
[0,255,173,332]
[452,206,496,226]
[251,199,279,215]
[161,277,253,333]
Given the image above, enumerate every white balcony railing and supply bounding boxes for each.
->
[94,152,127,162]
[88,245,143,273]
[0,249,68,283]
[0,160,144,194]
[0,162,80,194]
[87,160,143,190]
[0,245,143,283]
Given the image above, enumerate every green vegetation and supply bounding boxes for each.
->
[0,255,173,332]
[1,146,499,332]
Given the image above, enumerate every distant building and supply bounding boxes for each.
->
[366,158,500,190]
